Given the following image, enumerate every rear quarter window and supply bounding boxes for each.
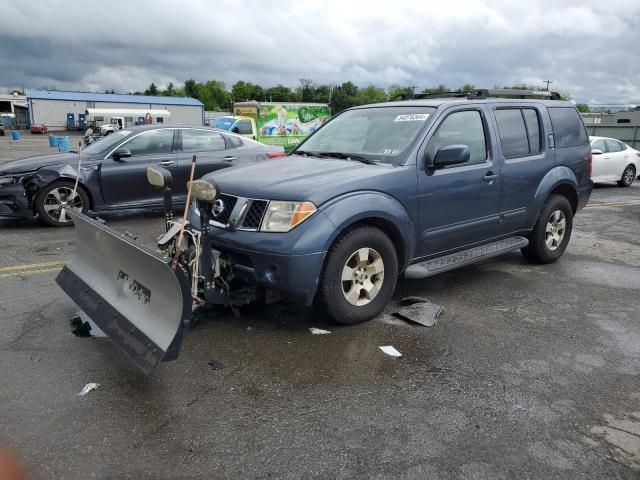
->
[548,107,588,148]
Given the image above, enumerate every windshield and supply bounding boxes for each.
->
[297,106,435,163]
[213,117,236,130]
[82,130,131,155]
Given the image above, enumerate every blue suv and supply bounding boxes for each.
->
[57,89,593,372]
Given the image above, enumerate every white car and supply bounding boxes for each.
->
[590,136,640,187]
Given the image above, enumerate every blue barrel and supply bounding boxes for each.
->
[11,131,20,141]
[48,134,58,147]
[57,136,70,152]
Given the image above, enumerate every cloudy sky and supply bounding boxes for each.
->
[1,0,639,105]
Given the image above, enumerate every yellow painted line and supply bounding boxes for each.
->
[585,200,640,209]
[0,266,63,278]
[0,261,66,273]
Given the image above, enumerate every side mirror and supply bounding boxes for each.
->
[147,166,173,188]
[231,126,240,134]
[432,145,470,168]
[592,148,603,155]
[112,147,131,160]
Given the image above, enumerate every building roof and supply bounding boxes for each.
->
[26,89,203,107]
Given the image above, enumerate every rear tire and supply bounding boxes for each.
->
[36,180,89,227]
[617,165,635,187]
[521,195,573,264]
[318,226,398,325]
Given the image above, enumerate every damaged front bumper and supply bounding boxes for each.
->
[0,183,32,219]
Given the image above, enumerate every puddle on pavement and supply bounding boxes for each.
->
[70,310,106,337]
[184,302,445,388]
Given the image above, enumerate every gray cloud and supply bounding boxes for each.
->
[1,0,639,104]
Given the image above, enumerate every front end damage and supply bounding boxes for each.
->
[56,168,262,373]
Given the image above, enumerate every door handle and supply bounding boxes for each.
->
[483,172,498,182]
[158,160,174,166]
[223,156,236,162]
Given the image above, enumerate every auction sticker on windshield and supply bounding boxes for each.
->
[394,114,430,122]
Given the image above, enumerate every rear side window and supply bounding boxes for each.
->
[494,108,542,158]
[605,139,622,152]
[548,107,588,148]
[181,129,226,153]
[494,109,529,158]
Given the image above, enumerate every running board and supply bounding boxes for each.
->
[405,236,529,279]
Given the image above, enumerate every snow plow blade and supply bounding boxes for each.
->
[55,210,191,374]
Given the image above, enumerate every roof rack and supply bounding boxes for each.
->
[394,89,562,101]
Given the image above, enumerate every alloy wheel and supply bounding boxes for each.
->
[43,186,83,224]
[545,210,566,251]
[341,247,385,306]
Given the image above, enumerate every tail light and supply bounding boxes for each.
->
[266,152,287,159]
[588,146,592,179]
[636,152,640,158]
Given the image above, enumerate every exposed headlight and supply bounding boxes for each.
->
[260,201,317,232]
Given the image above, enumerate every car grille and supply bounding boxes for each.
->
[241,200,268,230]
[209,194,268,231]
[211,193,237,225]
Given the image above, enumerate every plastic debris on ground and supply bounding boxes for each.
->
[208,360,225,370]
[393,296,444,327]
[309,327,332,335]
[379,346,402,357]
[78,383,100,396]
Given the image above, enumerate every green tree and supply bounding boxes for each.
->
[163,82,175,96]
[198,80,232,111]
[354,85,387,105]
[184,79,199,99]
[329,82,359,113]
[264,84,295,102]
[422,84,449,94]
[575,103,590,113]
[387,84,413,100]
[232,81,264,101]
[144,83,159,96]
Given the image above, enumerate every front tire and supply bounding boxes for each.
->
[521,194,573,264]
[617,165,635,187]
[318,226,398,325]
[36,180,89,227]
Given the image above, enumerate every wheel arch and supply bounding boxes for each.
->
[29,176,94,213]
[319,192,416,271]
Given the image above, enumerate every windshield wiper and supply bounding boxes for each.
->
[292,150,316,157]
[314,151,376,164]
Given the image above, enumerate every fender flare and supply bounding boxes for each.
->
[530,166,579,223]
[318,191,416,269]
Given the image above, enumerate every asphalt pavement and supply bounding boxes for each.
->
[0,134,639,479]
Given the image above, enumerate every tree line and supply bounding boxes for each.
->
[134,79,571,113]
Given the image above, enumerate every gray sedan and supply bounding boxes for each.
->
[0,125,285,226]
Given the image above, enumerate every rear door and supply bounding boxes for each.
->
[491,105,551,234]
[174,128,238,198]
[100,128,178,206]
[605,139,629,179]
[417,105,501,256]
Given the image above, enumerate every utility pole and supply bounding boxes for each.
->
[543,80,553,91]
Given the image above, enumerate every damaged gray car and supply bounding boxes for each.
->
[0,125,284,226]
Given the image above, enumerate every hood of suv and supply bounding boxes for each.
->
[0,153,86,176]
[201,155,401,205]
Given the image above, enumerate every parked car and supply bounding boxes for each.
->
[0,125,285,226]
[57,89,593,372]
[30,124,48,134]
[590,136,640,187]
